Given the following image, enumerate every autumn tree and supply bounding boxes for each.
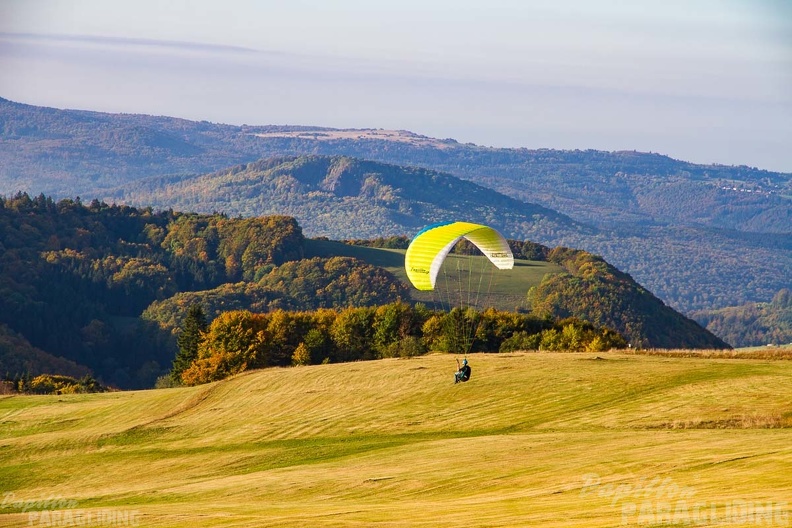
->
[171,304,208,382]
[180,310,267,385]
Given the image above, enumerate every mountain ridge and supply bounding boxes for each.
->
[3,97,789,199]
[115,154,590,240]
[1,97,790,318]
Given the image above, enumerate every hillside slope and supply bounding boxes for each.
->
[3,97,789,233]
[0,193,728,389]
[530,247,729,349]
[693,289,792,347]
[0,97,269,194]
[2,353,791,527]
[115,155,589,241]
[2,98,789,316]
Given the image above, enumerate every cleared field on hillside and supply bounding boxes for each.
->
[306,239,563,311]
[2,352,791,527]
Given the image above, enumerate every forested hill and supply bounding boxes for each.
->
[0,194,726,388]
[1,97,790,317]
[0,96,272,194]
[693,290,792,348]
[0,195,308,388]
[116,155,588,240]
[3,97,787,234]
[529,247,729,349]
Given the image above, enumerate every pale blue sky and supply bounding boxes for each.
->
[1,0,790,171]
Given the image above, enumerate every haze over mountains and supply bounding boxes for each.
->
[1,97,790,322]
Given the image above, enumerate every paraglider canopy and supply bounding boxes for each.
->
[405,221,514,291]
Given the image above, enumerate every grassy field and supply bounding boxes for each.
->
[2,352,791,527]
[305,239,563,311]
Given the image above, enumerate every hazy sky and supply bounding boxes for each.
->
[1,0,790,171]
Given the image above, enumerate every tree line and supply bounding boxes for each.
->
[170,302,626,386]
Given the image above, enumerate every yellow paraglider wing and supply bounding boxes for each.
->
[404,221,514,291]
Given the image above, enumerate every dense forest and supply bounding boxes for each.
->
[142,256,408,333]
[0,194,404,387]
[0,324,90,380]
[529,247,729,349]
[2,97,790,317]
[693,289,792,347]
[0,193,727,389]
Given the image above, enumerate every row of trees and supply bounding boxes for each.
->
[2,373,104,394]
[171,302,627,386]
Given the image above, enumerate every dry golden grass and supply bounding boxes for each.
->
[622,345,792,360]
[2,352,791,527]
[649,413,790,430]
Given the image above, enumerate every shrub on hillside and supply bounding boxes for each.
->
[25,374,104,394]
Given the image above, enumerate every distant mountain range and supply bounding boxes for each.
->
[1,97,790,329]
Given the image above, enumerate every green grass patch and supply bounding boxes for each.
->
[305,238,563,310]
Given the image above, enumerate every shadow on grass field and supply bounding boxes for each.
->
[1,352,791,527]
